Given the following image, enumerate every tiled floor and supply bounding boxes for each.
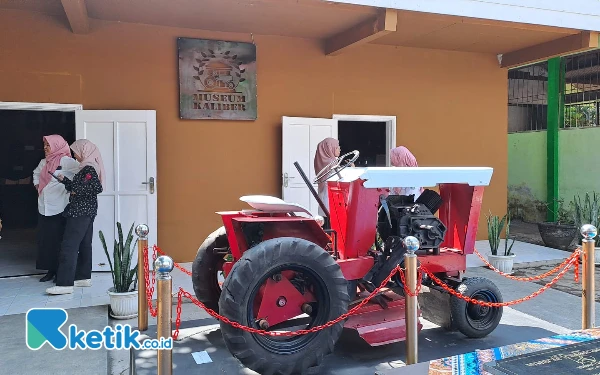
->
[0,261,195,316]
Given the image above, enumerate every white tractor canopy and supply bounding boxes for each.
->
[332,167,494,188]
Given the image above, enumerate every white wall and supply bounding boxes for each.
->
[327,0,600,31]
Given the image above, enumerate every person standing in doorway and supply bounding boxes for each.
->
[389,146,424,199]
[314,137,341,216]
[46,139,104,295]
[33,135,79,282]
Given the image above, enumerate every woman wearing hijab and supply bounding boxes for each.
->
[46,139,104,295]
[314,138,341,216]
[32,135,79,282]
[389,146,424,199]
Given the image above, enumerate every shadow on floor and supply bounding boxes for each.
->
[0,228,42,278]
[135,320,561,375]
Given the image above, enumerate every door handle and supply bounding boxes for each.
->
[283,173,296,188]
[142,177,155,194]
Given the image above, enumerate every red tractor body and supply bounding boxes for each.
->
[214,168,488,346]
[192,165,501,374]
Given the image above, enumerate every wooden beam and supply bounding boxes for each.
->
[500,31,599,69]
[325,8,397,56]
[60,0,89,34]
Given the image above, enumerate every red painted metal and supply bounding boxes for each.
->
[438,184,484,255]
[419,248,465,274]
[255,276,315,328]
[337,257,374,280]
[222,261,233,278]
[344,290,423,346]
[214,177,487,347]
[328,180,387,259]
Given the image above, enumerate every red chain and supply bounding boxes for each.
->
[474,248,581,282]
[175,265,406,337]
[143,246,158,317]
[173,289,183,340]
[144,243,580,339]
[155,246,192,276]
[421,255,579,308]
[398,268,423,297]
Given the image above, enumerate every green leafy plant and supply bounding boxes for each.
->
[487,211,515,256]
[572,192,600,246]
[99,222,138,293]
[546,199,575,225]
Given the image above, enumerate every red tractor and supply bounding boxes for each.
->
[192,151,503,374]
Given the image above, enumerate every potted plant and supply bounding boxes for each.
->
[487,211,516,274]
[537,199,578,251]
[99,222,139,319]
[573,192,600,264]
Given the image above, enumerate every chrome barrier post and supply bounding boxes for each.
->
[135,224,149,332]
[582,224,597,330]
[404,236,420,365]
[155,255,174,375]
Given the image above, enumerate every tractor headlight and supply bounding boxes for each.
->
[314,215,325,227]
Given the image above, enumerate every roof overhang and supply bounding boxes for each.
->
[325,0,600,32]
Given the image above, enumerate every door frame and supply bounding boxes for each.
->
[332,114,397,167]
[0,101,83,111]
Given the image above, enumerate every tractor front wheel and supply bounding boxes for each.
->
[192,227,229,313]
[450,277,503,338]
[218,238,349,375]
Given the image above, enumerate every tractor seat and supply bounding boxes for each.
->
[240,195,313,217]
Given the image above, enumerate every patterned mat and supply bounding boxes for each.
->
[427,328,600,375]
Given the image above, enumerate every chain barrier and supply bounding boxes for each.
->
[142,246,158,317]
[421,252,580,308]
[473,248,582,282]
[143,244,581,341]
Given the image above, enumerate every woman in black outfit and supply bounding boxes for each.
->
[46,139,105,295]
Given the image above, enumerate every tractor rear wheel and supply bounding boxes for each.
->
[218,237,349,375]
[192,227,229,313]
[450,277,503,338]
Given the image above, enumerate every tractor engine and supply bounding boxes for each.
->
[377,189,447,255]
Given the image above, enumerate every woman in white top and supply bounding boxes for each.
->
[33,135,79,282]
[390,146,424,199]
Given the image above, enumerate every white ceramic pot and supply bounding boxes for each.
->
[488,254,517,274]
[108,288,138,319]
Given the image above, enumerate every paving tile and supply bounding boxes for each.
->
[0,286,21,298]
[45,298,82,310]
[80,295,110,308]
[5,300,48,315]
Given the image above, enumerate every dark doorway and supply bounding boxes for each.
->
[338,121,387,167]
[0,110,75,278]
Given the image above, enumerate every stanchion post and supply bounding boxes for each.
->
[403,236,420,365]
[155,255,174,375]
[581,224,597,330]
[135,224,149,332]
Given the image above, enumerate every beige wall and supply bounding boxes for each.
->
[0,10,508,261]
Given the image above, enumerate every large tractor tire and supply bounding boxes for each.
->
[219,237,350,375]
[192,227,229,313]
[450,277,503,338]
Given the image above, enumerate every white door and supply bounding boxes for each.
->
[75,110,157,271]
[282,116,337,216]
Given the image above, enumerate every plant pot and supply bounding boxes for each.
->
[488,254,517,274]
[108,288,138,320]
[537,222,578,251]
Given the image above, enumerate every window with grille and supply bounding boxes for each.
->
[508,62,548,133]
[564,50,600,129]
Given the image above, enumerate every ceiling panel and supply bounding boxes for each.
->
[0,0,64,15]
[84,0,377,39]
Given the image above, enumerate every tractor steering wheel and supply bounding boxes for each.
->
[314,150,359,185]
